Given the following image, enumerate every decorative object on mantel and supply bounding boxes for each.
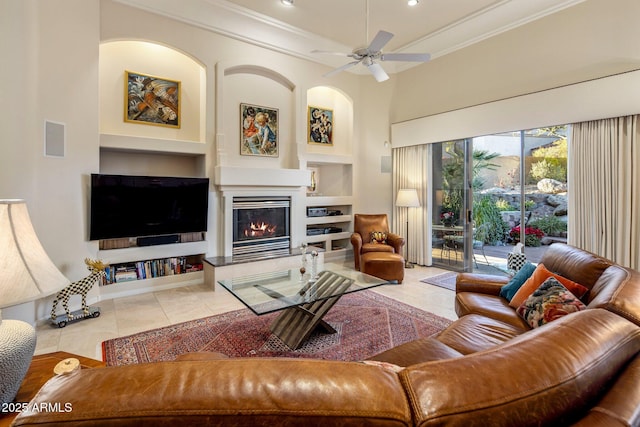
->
[307,106,333,145]
[50,258,106,328]
[240,103,279,157]
[0,200,70,405]
[307,167,319,195]
[124,70,180,128]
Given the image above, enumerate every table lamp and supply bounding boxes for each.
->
[395,189,420,268]
[0,200,69,404]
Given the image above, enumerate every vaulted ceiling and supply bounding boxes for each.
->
[116,0,586,76]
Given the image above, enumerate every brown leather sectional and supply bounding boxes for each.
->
[12,244,640,426]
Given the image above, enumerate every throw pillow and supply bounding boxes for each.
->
[516,277,586,328]
[370,231,388,244]
[500,262,536,301]
[509,263,589,309]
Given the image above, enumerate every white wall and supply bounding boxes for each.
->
[353,76,396,219]
[391,0,640,126]
[1,0,100,323]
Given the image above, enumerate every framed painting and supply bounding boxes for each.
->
[125,71,180,128]
[240,103,279,157]
[307,106,333,145]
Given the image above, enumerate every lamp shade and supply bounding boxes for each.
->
[395,189,420,208]
[0,200,69,308]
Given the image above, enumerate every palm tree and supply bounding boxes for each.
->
[441,142,500,216]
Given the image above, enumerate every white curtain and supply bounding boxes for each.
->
[392,144,431,266]
[569,115,640,269]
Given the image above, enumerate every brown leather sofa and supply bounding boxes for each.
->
[12,244,640,426]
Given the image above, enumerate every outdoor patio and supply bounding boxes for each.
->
[432,241,561,275]
[481,243,550,264]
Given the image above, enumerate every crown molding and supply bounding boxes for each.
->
[113,0,586,76]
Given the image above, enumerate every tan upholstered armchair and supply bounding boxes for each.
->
[350,214,405,271]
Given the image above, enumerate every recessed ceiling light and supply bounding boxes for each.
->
[281,0,294,5]
[408,0,419,5]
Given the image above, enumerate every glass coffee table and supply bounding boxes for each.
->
[217,263,391,349]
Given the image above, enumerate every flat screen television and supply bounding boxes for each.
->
[89,174,209,241]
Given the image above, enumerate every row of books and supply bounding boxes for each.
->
[101,257,204,285]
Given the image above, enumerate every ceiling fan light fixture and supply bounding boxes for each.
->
[281,0,294,6]
[408,0,419,6]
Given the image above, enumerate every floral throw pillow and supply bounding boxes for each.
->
[370,231,388,244]
[517,277,586,329]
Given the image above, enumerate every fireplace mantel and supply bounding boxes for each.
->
[215,166,309,258]
[214,166,310,188]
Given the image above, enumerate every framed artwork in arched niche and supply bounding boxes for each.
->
[124,70,180,128]
[240,103,279,157]
[307,106,333,145]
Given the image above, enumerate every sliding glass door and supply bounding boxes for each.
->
[431,139,473,271]
[425,126,568,272]
[472,127,568,269]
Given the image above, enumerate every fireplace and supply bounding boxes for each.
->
[232,196,291,259]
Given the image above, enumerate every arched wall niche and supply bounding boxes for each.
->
[224,65,295,91]
[216,60,298,170]
[99,40,206,143]
[306,85,354,157]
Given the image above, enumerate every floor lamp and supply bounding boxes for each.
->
[0,200,70,404]
[395,189,420,268]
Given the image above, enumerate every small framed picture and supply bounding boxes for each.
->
[307,106,333,145]
[240,103,279,157]
[125,71,180,128]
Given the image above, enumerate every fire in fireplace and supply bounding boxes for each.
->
[232,196,291,259]
[244,221,278,238]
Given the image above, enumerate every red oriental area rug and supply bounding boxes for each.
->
[102,290,452,366]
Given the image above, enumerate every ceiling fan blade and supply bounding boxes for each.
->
[366,62,389,82]
[367,30,394,54]
[380,52,431,62]
[323,60,361,78]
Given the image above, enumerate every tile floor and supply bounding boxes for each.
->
[34,261,458,361]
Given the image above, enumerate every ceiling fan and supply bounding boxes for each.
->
[312,1,430,82]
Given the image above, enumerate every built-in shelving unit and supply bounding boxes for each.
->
[100,134,207,156]
[304,156,354,260]
[101,254,204,297]
[96,133,209,299]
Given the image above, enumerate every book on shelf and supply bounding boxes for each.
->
[101,256,203,285]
